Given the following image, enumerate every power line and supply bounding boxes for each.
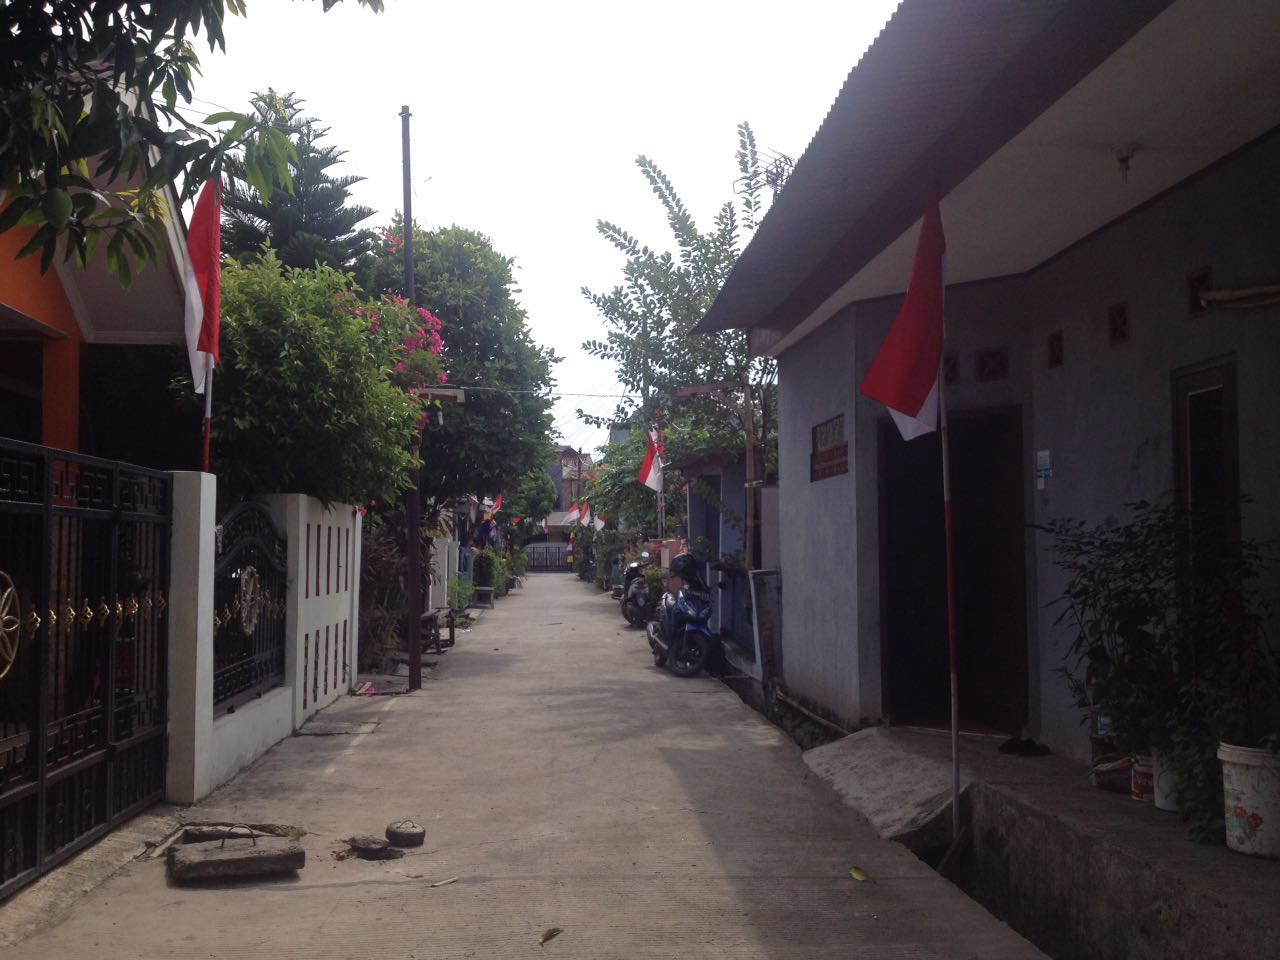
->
[460,385,641,399]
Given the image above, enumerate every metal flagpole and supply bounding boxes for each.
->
[656,425,665,540]
[938,285,960,844]
[201,354,214,472]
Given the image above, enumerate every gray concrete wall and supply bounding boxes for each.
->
[776,315,862,724]
[1027,129,1280,756]
[774,127,1280,752]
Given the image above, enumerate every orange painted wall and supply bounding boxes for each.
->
[0,226,82,451]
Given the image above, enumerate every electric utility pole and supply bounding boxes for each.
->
[401,104,423,692]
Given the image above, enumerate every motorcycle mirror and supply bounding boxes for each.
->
[640,551,650,559]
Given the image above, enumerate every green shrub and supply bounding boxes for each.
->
[447,574,474,612]
[508,550,529,578]
[473,549,496,587]
[643,565,669,599]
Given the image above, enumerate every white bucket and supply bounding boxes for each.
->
[1152,749,1178,812]
[1218,742,1280,858]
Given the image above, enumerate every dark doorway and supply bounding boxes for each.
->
[0,339,42,443]
[1172,357,1240,584]
[879,406,1029,734]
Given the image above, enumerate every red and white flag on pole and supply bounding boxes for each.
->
[184,177,222,395]
[859,198,946,441]
[638,429,663,491]
[491,494,503,513]
[563,502,580,525]
[542,517,549,535]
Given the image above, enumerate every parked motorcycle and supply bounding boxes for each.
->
[620,551,655,627]
[646,553,714,676]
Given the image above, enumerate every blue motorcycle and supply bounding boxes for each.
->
[646,554,714,677]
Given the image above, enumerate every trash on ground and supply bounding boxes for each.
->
[429,875,459,887]
[386,819,426,847]
[849,866,870,882]
[539,927,563,945]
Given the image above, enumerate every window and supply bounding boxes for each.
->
[810,414,848,482]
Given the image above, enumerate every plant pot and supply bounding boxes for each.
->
[1151,749,1178,812]
[1130,754,1154,802]
[1218,742,1280,858]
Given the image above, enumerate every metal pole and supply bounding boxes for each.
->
[938,361,961,843]
[401,104,422,692]
[742,384,757,569]
[201,354,214,472]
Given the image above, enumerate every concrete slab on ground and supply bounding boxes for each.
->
[2,575,1044,959]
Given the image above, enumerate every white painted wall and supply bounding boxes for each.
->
[268,494,361,728]
[166,471,216,804]
[168,484,362,804]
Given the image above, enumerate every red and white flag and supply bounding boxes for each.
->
[542,517,549,534]
[638,430,663,492]
[184,177,223,395]
[491,495,503,513]
[859,198,946,441]
[593,516,605,532]
[563,502,580,525]
[580,502,591,526]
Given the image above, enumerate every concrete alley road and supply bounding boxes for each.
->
[4,573,1044,959]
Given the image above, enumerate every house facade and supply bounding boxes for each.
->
[694,0,1280,757]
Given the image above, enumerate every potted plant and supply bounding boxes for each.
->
[1045,497,1278,847]
[1198,534,1278,856]
[1042,500,1182,801]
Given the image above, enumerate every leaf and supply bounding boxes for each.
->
[42,188,74,229]
[849,866,870,882]
[538,927,563,945]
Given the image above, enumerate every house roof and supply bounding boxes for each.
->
[695,0,1280,356]
[50,180,194,345]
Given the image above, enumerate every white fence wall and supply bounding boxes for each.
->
[168,479,361,804]
[269,494,362,728]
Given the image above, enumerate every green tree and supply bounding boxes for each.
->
[360,220,557,507]
[582,430,685,538]
[209,251,438,507]
[221,90,375,270]
[0,0,381,281]
[506,469,557,526]
[581,122,777,467]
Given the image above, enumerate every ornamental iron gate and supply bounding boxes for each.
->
[212,503,287,714]
[0,438,170,901]
[523,542,571,572]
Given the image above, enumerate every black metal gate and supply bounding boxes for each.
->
[212,503,287,714]
[0,438,170,901]
[523,542,570,572]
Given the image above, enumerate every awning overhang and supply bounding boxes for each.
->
[696,0,1280,357]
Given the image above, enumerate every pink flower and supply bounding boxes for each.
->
[395,361,407,372]
[358,505,367,517]
[438,373,449,384]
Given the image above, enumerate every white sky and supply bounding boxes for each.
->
[194,0,899,454]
